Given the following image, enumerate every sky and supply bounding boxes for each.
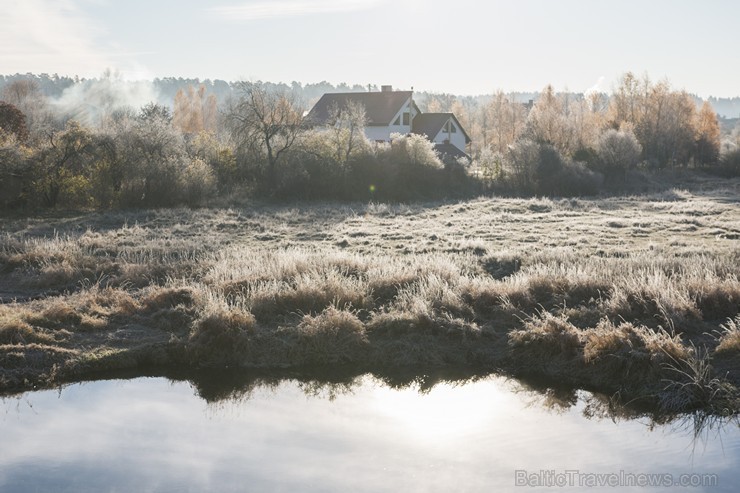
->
[1,0,739,97]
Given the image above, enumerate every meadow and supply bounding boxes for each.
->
[1,174,739,415]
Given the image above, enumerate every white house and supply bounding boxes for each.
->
[410,112,471,161]
[305,85,471,161]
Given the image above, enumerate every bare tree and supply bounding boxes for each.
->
[326,99,368,164]
[483,91,527,155]
[226,82,304,189]
[1,78,52,139]
[526,85,575,154]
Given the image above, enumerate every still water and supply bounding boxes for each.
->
[1,372,738,492]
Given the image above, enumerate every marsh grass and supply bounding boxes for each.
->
[507,311,736,411]
[187,302,256,365]
[0,180,738,413]
[295,306,368,365]
[659,345,739,414]
[716,316,740,354]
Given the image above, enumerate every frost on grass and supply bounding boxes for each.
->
[0,187,738,413]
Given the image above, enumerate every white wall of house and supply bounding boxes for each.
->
[364,125,395,142]
[432,118,467,152]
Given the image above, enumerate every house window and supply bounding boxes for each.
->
[393,116,401,126]
[444,121,457,133]
[402,112,410,126]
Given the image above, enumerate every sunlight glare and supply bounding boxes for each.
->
[370,378,512,444]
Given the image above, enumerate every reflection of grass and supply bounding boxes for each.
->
[0,183,739,415]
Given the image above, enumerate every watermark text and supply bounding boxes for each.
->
[514,469,718,488]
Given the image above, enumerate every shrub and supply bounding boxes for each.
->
[503,138,539,193]
[0,132,30,208]
[595,128,642,185]
[501,140,602,196]
[182,157,217,206]
[714,149,740,178]
[112,114,191,208]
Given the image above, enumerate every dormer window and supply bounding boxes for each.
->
[402,112,410,125]
[393,116,401,126]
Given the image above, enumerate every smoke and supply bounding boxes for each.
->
[52,70,161,127]
[584,76,606,97]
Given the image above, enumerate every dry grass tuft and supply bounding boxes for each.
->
[85,287,140,318]
[248,273,371,321]
[38,301,83,328]
[692,283,740,321]
[508,312,581,359]
[296,306,368,364]
[0,316,56,345]
[187,304,256,365]
[143,286,197,311]
[480,254,521,279]
[583,320,689,364]
[716,316,740,354]
[582,319,689,385]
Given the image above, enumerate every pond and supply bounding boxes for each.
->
[1,371,738,492]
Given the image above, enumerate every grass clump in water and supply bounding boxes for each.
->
[660,345,740,414]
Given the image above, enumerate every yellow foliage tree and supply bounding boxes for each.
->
[173,84,218,134]
[694,101,721,165]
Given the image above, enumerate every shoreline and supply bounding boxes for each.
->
[1,187,739,416]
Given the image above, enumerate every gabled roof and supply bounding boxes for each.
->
[305,91,413,127]
[412,112,472,144]
[411,113,451,140]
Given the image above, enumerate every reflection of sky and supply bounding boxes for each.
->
[1,376,738,493]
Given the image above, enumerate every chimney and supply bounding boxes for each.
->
[381,85,393,92]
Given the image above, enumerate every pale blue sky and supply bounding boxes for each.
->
[1,0,738,97]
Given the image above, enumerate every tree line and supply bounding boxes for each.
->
[0,72,738,210]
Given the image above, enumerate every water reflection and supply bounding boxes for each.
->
[167,366,739,434]
[1,370,738,493]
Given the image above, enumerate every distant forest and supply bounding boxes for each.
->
[2,72,739,118]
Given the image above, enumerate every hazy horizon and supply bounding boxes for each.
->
[1,0,739,98]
